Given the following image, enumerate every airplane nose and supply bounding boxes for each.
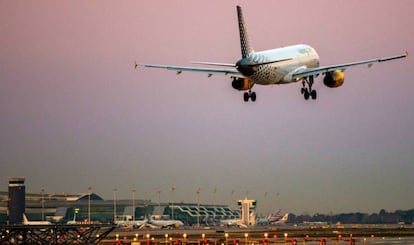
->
[236,59,257,76]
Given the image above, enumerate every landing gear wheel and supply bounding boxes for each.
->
[243,92,249,102]
[310,90,317,100]
[304,90,310,100]
[251,92,256,102]
[243,91,257,102]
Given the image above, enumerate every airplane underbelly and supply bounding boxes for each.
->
[250,65,286,85]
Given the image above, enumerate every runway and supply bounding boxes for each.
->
[101,226,414,244]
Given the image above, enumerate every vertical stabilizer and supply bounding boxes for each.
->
[237,6,254,58]
[280,213,289,223]
[22,214,29,225]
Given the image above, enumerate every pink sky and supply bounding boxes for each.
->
[1,1,413,214]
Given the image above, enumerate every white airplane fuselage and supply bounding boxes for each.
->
[150,219,184,228]
[236,44,320,85]
[23,214,52,225]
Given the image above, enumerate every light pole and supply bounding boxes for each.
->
[263,192,268,218]
[132,189,136,221]
[231,190,235,210]
[196,188,201,227]
[113,188,117,222]
[41,189,45,221]
[171,187,175,220]
[88,187,92,223]
[157,190,162,211]
[213,188,217,225]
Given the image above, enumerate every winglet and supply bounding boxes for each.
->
[405,51,409,58]
[134,61,138,69]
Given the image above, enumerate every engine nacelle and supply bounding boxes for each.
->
[323,70,345,88]
[232,78,253,91]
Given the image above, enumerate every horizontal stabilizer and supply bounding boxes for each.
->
[136,63,242,77]
[191,61,236,67]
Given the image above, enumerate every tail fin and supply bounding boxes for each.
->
[280,213,289,223]
[268,209,282,222]
[22,214,29,224]
[237,6,254,58]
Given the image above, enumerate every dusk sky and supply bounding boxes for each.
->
[1,1,413,215]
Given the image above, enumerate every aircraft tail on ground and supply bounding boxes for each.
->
[237,6,254,58]
[279,213,289,223]
[268,209,283,223]
[22,214,29,224]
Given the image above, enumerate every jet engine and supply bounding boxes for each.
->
[323,70,345,88]
[232,78,253,91]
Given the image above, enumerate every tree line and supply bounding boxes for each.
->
[289,209,414,224]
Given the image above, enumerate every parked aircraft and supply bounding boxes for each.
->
[135,6,407,102]
[219,218,249,228]
[147,215,184,228]
[220,218,241,227]
[270,213,289,225]
[23,214,52,225]
[114,215,148,229]
[257,210,289,225]
[257,209,282,224]
[268,209,283,223]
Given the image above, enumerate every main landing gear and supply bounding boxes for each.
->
[243,90,256,102]
[301,76,317,100]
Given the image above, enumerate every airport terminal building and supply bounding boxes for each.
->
[0,190,240,225]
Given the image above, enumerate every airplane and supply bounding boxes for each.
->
[147,215,184,228]
[219,218,248,228]
[256,210,289,226]
[270,213,289,225]
[219,218,241,226]
[115,219,148,229]
[114,215,148,228]
[256,209,282,224]
[268,209,283,223]
[23,213,52,225]
[135,6,408,102]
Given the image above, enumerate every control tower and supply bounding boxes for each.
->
[237,198,256,226]
[8,177,25,224]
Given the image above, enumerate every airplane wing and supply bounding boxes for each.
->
[292,52,408,79]
[135,62,243,78]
